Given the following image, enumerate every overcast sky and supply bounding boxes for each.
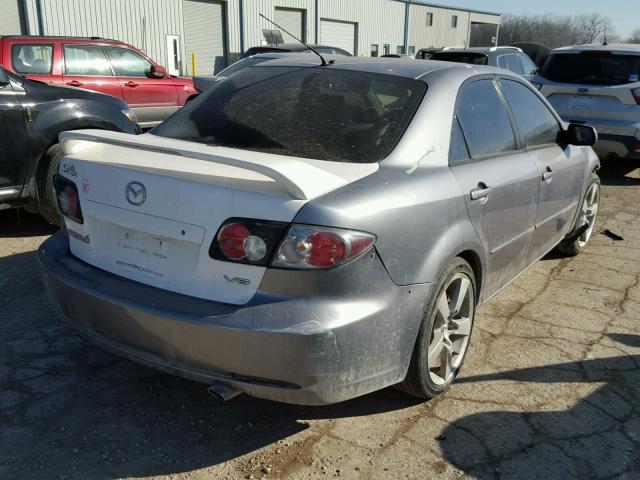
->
[446,0,637,37]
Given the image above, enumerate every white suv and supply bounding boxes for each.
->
[533,43,640,161]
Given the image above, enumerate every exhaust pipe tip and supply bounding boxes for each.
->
[207,383,243,402]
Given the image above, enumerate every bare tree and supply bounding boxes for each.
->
[628,28,640,44]
[573,13,614,44]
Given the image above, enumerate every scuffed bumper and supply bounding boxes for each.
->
[38,232,430,405]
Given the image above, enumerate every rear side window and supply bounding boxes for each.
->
[64,45,112,76]
[520,54,538,76]
[11,44,53,74]
[152,67,426,163]
[105,47,152,77]
[541,52,640,85]
[431,52,488,65]
[500,79,560,147]
[497,54,525,75]
[449,115,471,164]
[455,79,517,158]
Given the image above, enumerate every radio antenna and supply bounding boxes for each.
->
[259,13,329,66]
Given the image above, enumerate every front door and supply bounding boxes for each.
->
[0,70,28,193]
[104,46,179,126]
[498,78,584,262]
[165,35,181,76]
[449,78,540,299]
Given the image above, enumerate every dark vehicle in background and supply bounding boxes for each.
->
[416,48,442,60]
[431,46,539,80]
[534,43,640,161]
[0,66,139,224]
[193,53,289,92]
[0,36,198,128]
[243,43,352,58]
[510,42,551,68]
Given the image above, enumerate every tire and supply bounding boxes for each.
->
[556,173,600,257]
[399,257,477,399]
[36,144,64,226]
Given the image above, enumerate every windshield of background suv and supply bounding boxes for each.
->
[541,52,640,85]
[152,67,426,163]
[430,52,488,65]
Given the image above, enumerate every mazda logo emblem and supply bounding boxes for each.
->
[125,181,147,206]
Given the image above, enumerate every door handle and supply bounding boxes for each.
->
[542,167,554,183]
[66,80,83,87]
[470,183,491,202]
[125,81,139,88]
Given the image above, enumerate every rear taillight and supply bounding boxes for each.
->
[53,175,83,224]
[272,225,376,270]
[209,219,288,266]
[210,220,376,270]
[632,87,640,105]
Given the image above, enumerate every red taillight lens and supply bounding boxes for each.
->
[632,87,640,105]
[273,225,376,270]
[53,174,83,224]
[209,219,288,266]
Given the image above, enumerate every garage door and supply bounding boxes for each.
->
[183,0,226,75]
[320,19,357,55]
[274,8,306,43]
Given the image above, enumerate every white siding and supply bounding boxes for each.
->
[241,0,315,50]
[408,3,471,50]
[0,0,23,35]
[320,19,356,55]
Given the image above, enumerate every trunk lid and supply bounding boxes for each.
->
[58,130,378,305]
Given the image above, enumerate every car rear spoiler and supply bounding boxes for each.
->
[59,130,377,200]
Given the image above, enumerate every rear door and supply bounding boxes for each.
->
[0,70,28,191]
[104,46,180,125]
[62,44,124,100]
[498,78,585,262]
[449,78,540,298]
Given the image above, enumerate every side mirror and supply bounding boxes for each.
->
[562,123,597,147]
[149,65,168,78]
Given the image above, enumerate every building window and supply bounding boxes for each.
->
[408,46,416,56]
[371,44,379,57]
[451,15,458,28]
[396,45,405,55]
[426,12,433,27]
[383,44,390,55]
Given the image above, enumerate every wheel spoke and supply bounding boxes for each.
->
[449,278,470,316]
[436,293,450,321]
[428,330,445,366]
[449,316,472,336]
[439,342,453,380]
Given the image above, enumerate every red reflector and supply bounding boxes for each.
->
[61,186,78,218]
[349,235,375,258]
[634,143,640,152]
[307,231,347,267]
[219,223,251,259]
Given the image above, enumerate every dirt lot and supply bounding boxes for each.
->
[1,161,639,480]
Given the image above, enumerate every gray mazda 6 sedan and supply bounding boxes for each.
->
[39,56,600,405]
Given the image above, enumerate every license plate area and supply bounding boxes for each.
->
[569,95,593,110]
[116,229,173,280]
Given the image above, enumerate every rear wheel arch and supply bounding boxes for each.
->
[456,249,483,303]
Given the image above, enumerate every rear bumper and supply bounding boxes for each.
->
[593,133,640,160]
[38,231,430,405]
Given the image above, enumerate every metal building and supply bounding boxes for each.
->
[0,0,500,75]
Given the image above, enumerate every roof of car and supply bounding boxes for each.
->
[552,43,640,54]
[250,55,502,80]
[0,35,123,42]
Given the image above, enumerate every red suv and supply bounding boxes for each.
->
[0,36,198,128]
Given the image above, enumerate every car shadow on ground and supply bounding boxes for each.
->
[0,209,58,238]
[598,158,640,186]
[438,334,640,479]
[0,248,423,479]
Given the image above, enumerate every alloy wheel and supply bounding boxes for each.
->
[578,182,600,249]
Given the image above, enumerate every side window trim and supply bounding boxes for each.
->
[496,75,563,150]
[452,75,523,164]
[62,44,116,77]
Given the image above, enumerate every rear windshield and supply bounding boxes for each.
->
[152,67,426,163]
[430,52,488,65]
[540,52,640,85]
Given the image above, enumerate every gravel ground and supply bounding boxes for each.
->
[1,160,639,480]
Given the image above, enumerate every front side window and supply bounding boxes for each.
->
[500,79,560,147]
[64,45,112,76]
[152,67,427,163]
[371,44,379,57]
[105,47,153,77]
[11,44,53,74]
[455,79,517,158]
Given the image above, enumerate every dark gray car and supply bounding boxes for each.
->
[39,58,600,405]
